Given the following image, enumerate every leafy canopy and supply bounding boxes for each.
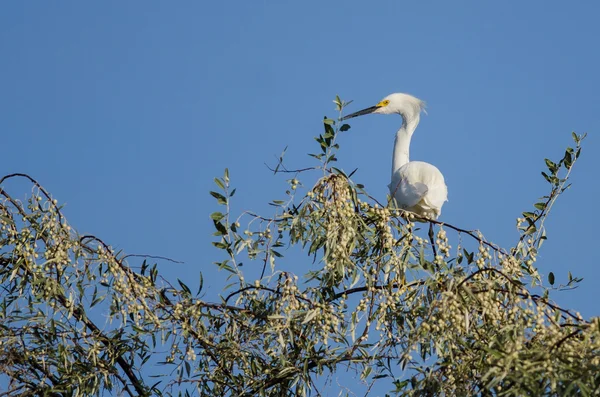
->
[0,96,596,396]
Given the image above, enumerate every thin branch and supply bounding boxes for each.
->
[224,284,313,306]
[265,163,319,174]
[55,295,148,396]
[328,279,425,302]
[550,328,583,351]
[0,173,63,223]
[121,253,184,264]
[242,353,394,396]
[457,267,522,290]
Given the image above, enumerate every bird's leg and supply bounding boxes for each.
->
[428,222,438,264]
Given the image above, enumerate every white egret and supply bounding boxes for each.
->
[342,93,448,220]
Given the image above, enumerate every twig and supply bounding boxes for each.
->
[122,254,184,264]
[265,163,319,174]
[550,329,582,351]
[0,173,63,223]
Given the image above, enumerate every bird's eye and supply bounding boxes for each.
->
[377,100,390,107]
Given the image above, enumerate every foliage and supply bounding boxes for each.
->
[0,97,597,396]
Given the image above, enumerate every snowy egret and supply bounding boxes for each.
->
[342,93,448,220]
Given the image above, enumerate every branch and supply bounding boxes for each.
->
[55,296,149,396]
[457,267,522,290]
[224,284,313,306]
[0,173,63,223]
[241,353,394,396]
[121,253,184,264]
[265,163,319,174]
[550,328,583,351]
[0,187,150,394]
[328,279,425,302]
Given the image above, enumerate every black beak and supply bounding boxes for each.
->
[341,105,379,120]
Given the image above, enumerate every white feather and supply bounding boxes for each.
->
[344,93,448,219]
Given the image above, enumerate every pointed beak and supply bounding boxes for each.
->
[341,105,379,120]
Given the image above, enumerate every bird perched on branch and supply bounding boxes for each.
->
[342,93,447,220]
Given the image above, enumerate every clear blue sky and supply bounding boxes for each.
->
[1,0,599,392]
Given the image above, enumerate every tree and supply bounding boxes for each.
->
[0,97,597,396]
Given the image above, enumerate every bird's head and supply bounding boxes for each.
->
[342,93,426,122]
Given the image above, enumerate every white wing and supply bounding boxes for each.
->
[389,161,448,219]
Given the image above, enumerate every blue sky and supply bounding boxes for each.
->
[1,0,599,392]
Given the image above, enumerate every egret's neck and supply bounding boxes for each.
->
[392,115,419,175]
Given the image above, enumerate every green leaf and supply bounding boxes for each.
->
[270,249,283,258]
[215,260,235,273]
[90,286,102,307]
[323,120,335,137]
[308,237,325,255]
[395,379,410,391]
[534,202,545,210]
[210,212,225,221]
[224,168,229,183]
[524,224,537,235]
[178,279,192,297]
[212,241,228,249]
[214,177,225,190]
[541,172,552,183]
[320,141,327,153]
[360,366,372,380]
[332,167,347,177]
[544,158,558,173]
[0,215,14,225]
[463,249,474,264]
[323,118,335,125]
[213,220,228,235]
[302,309,318,324]
[340,124,351,132]
[563,150,573,169]
[210,191,227,205]
[548,272,555,286]
[333,95,342,111]
[197,272,203,296]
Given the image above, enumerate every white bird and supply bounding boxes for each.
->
[342,93,448,219]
